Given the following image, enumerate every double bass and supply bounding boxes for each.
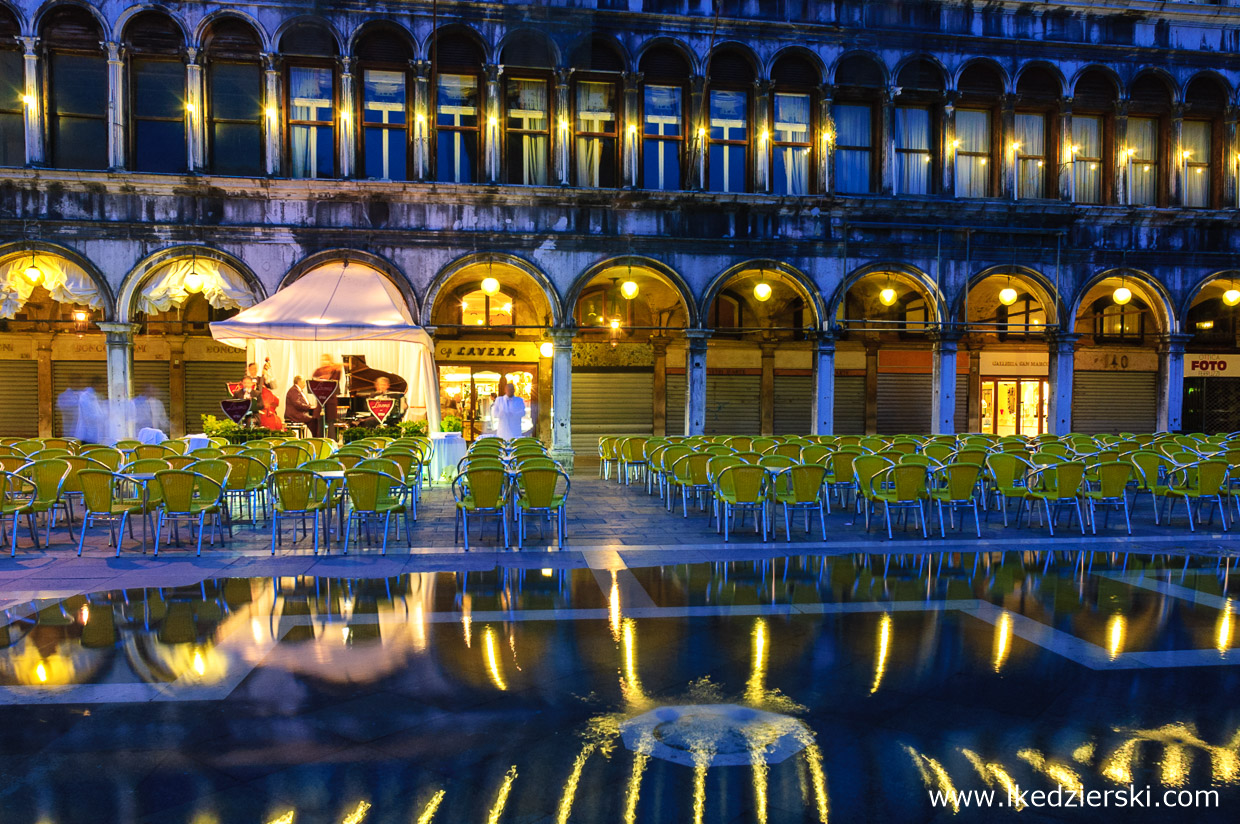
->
[256,357,283,430]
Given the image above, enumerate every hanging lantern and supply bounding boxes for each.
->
[621,281,639,299]
[753,282,772,302]
[183,255,204,293]
[609,318,621,330]
[539,341,554,358]
[1112,285,1133,306]
[23,254,41,284]
[481,277,500,296]
[73,310,89,333]
[879,286,898,306]
[1225,286,1240,307]
[998,276,1018,306]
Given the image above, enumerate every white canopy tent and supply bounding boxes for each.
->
[210,261,440,431]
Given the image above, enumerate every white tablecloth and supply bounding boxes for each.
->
[430,432,466,482]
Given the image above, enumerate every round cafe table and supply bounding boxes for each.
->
[430,432,466,483]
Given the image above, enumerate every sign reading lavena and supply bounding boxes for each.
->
[436,342,541,362]
[981,352,1049,376]
[1186,354,1240,378]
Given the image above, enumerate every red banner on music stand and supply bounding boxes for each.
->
[307,379,338,406]
[226,381,242,395]
[367,398,395,422]
[220,399,251,424]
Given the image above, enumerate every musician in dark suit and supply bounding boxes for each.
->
[284,376,320,436]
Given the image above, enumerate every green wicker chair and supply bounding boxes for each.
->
[0,471,40,554]
[16,459,72,546]
[928,462,982,538]
[513,467,570,548]
[1081,461,1133,535]
[715,464,769,541]
[268,469,333,555]
[76,470,149,557]
[343,468,412,554]
[1164,459,1230,532]
[153,470,227,555]
[868,464,929,539]
[452,467,510,550]
[771,464,828,541]
[1020,461,1086,535]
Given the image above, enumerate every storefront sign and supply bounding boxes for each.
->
[0,335,35,360]
[435,342,540,362]
[51,333,169,361]
[184,337,245,361]
[1186,354,1240,377]
[1075,349,1157,372]
[981,352,1049,376]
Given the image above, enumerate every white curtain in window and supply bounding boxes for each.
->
[576,83,614,187]
[0,254,103,318]
[290,67,332,179]
[1128,116,1157,205]
[1183,120,1211,207]
[894,107,930,194]
[1015,113,1045,198]
[833,104,871,193]
[774,93,810,195]
[138,259,256,315]
[511,80,548,185]
[1073,116,1101,203]
[955,109,989,198]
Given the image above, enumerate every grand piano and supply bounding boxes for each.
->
[332,355,407,426]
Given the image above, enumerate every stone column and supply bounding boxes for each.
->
[689,74,706,190]
[35,333,52,437]
[999,93,1015,199]
[98,322,139,437]
[651,336,668,436]
[185,49,204,172]
[811,335,836,435]
[819,84,833,194]
[105,41,125,170]
[537,342,553,443]
[967,348,982,432]
[554,68,572,186]
[930,332,961,435]
[19,37,43,166]
[880,86,895,195]
[338,57,356,178]
[1170,104,1185,207]
[684,330,709,435]
[169,335,186,438]
[1157,333,1191,433]
[413,60,430,181]
[1047,332,1078,435]
[941,92,957,196]
[754,80,771,193]
[483,63,501,183]
[1058,97,1074,201]
[549,329,575,468]
[759,340,776,436]
[263,53,281,176]
[864,341,878,435]
[622,71,641,188]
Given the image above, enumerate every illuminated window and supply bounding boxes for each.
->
[460,289,514,327]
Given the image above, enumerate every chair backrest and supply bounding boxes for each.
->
[517,467,568,509]
[1041,461,1085,497]
[511,454,555,471]
[336,453,366,470]
[155,470,221,512]
[598,437,616,460]
[60,455,106,494]
[758,455,796,470]
[133,444,175,461]
[734,451,764,464]
[898,454,932,467]
[1094,461,1133,497]
[986,453,1030,489]
[358,457,404,480]
[1195,460,1230,494]
[453,467,508,510]
[188,459,230,487]
[1030,451,1067,466]
[641,439,667,461]
[18,459,69,502]
[936,462,981,501]
[30,448,71,461]
[78,469,118,513]
[0,455,26,473]
[0,470,36,505]
[81,447,123,470]
[222,455,264,490]
[659,446,692,471]
[380,450,416,476]
[168,455,199,470]
[619,438,647,462]
[114,439,142,452]
[853,454,894,495]
[882,464,926,500]
[190,447,224,460]
[923,443,953,462]
[1127,450,1168,489]
[749,437,777,453]
[953,449,988,467]
[717,464,767,503]
[13,439,44,456]
[888,441,918,455]
[707,455,744,482]
[778,464,828,503]
[273,443,311,470]
[159,440,189,456]
[268,469,328,512]
[800,445,832,465]
[304,438,337,459]
[121,458,172,475]
[830,450,862,484]
[769,443,801,459]
[703,445,737,456]
[217,444,247,457]
[300,458,344,473]
[726,436,753,452]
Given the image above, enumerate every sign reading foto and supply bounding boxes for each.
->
[1186,354,1240,377]
[980,352,1049,376]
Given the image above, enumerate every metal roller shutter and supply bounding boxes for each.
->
[665,372,686,436]
[705,374,760,435]
[1072,372,1157,434]
[52,361,107,437]
[132,361,172,434]
[186,362,245,433]
[0,361,38,437]
[571,370,653,456]
[955,374,970,434]
[774,375,812,435]
[833,375,866,435]
[877,373,932,435]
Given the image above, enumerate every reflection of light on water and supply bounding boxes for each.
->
[410,604,427,652]
[906,746,958,814]
[1162,744,1190,787]
[78,604,89,624]
[622,618,646,705]
[415,790,445,824]
[745,619,768,704]
[1073,741,1095,764]
[1107,614,1126,660]
[692,759,709,824]
[251,618,263,644]
[341,800,371,824]
[265,812,294,824]
[802,742,830,823]
[462,595,473,648]
[35,662,47,683]
[962,749,1025,810]
[483,626,507,691]
[870,613,891,694]
[1101,722,1240,786]
[609,572,622,643]
[1217,598,1233,656]
[486,766,518,824]
[1102,739,1137,784]
[993,611,1012,672]
[192,649,206,676]
[1018,748,1083,793]
[623,753,649,824]
[751,756,769,824]
[554,743,596,824]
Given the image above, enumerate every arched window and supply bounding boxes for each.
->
[460,288,514,327]
[1125,73,1173,207]
[1072,69,1117,204]
[0,8,23,166]
[1013,65,1060,201]
[770,52,819,196]
[281,21,339,179]
[998,293,1046,340]
[432,31,483,184]
[501,35,553,186]
[711,292,742,329]
[893,59,943,196]
[357,26,414,181]
[125,12,187,174]
[639,45,688,191]
[42,6,108,170]
[204,17,264,176]
[571,37,623,188]
[832,55,883,194]
[706,47,754,193]
[1183,74,1226,209]
[955,62,1003,198]
[1091,295,1147,343]
[1187,295,1236,347]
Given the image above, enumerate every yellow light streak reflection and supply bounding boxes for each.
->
[1102,739,1138,784]
[1017,749,1083,793]
[410,604,427,652]
[192,649,206,676]
[1072,741,1096,764]
[1161,743,1190,787]
[1106,614,1126,660]
[554,743,596,824]
[993,611,1012,672]
[622,618,646,706]
[623,753,649,824]
[745,618,769,704]
[35,662,47,683]
[870,614,891,694]
[962,749,1025,810]
[415,790,445,824]
[462,595,473,648]
[266,812,294,824]
[692,761,709,824]
[905,746,957,814]
[1217,598,1233,656]
[609,572,622,642]
[751,758,769,824]
[484,626,507,691]
[341,801,371,824]
[251,618,264,644]
[1101,722,1240,786]
[803,743,830,823]
[487,766,518,824]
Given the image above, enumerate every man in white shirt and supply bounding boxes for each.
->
[491,383,526,440]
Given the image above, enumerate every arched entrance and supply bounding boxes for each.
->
[0,243,112,437]
[426,254,559,442]
[120,247,263,437]
[1070,270,1173,434]
[957,267,1059,436]
[831,266,945,435]
[566,257,693,454]
[1182,271,1240,433]
[699,262,822,436]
